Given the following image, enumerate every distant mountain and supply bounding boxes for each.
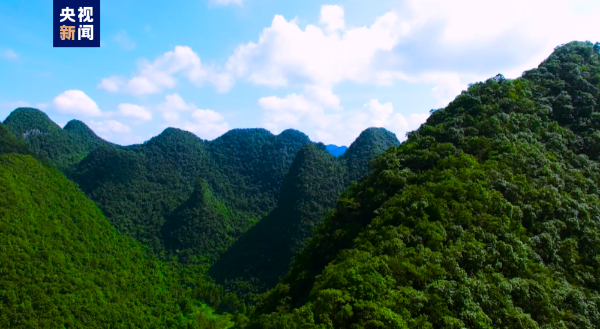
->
[248,41,600,329]
[0,153,234,328]
[325,144,347,157]
[3,108,113,171]
[341,127,400,182]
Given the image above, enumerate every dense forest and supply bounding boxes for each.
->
[0,149,243,327]
[2,40,600,328]
[211,130,399,296]
[247,41,600,328]
[3,108,397,277]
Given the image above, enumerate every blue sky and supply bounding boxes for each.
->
[1,0,600,146]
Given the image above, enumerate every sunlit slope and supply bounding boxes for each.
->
[0,154,231,328]
[3,108,113,171]
[249,41,600,328]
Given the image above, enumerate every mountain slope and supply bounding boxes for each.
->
[3,108,112,171]
[0,154,233,328]
[0,122,32,156]
[211,134,402,295]
[249,41,600,328]
[163,180,235,264]
[341,127,400,182]
[71,127,312,261]
[210,144,348,294]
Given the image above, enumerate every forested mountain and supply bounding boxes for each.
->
[210,144,349,294]
[211,132,399,295]
[248,41,600,328]
[0,153,237,328]
[70,127,314,263]
[3,108,395,271]
[0,122,32,156]
[3,108,113,171]
[341,127,401,182]
[4,40,597,329]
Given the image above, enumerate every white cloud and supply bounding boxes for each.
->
[97,76,125,92]
[155,93,229,140]
[258,95,428,145]
[53,90,102,116]
[225,7,407,88]
[89,120,131,133]
[118,103,152,121]
[88,120,131,141]
[3,49,18,60]
[182,109,230,140]
[106,46,231,95]
[318,99,429,146]
[157,93,195,122]
[320,5,345,33]
[114,30,136,50]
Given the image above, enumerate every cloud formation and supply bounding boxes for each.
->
[88,120,132,140]
[117,103,152,121]
[102,46,232,95]
[94,1,600,145]
[97,76,125,92]
[156,93,229,140]
[53,90,102,116]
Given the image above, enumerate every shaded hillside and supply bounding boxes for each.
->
[0,154,235,328]
[211,132,401,295]
[72,127,312,261]
[210,144,348,294]
[248,41,600,328]
[3,108,112,171]
[163,180,236,264]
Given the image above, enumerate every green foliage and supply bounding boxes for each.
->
[3,108,113,171]
[0,122,32,156]
[163,180,235,264]
[211,131,400,296]
[0,154,235,328]
[210,144,348,294]
[341,127,400,182]
[248,41,600,328]
[72,127,313,263]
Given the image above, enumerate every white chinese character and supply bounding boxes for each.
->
[78,25,94,41]
[78,7,93,23]
[59,7,75,22]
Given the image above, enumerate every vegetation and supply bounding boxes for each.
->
[70,127,313,263]
[5,40,599,329]
[210,144,349,295]
[0,122,32,156]
[211,132,399,295]
[247,41,600,328]
[0,153,237,328]
[3,108,113,172]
